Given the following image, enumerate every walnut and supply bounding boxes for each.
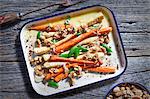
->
[113,87,120,93]
[34,65,43,76]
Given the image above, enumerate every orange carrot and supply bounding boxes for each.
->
[55,34,77,47]
[44,73,57,81]
[54,66,115,82]
[84,66,116,73]
[49,55,95,65]
[44,63,77,81]
[29,24,72,32]
[55,27,112,53]
[54,73,68,82]
[29,25,56,32]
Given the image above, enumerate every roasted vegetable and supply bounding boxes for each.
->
[55,27,112,53]
[84,66,116,73]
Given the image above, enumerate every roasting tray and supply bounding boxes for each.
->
[20,5,127,96]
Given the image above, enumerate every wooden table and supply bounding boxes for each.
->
[0,0,150,99]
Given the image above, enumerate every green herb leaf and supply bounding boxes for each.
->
[101,44,112,53]
[69,68,74,73]
[68,46,76,58]
[66,15,71,20]
[51,39,59,43]
[48,80,59,88]
[68,46,80,58]
[76,32,82,36]
[91,25,99,29]
[74,47,80,58]
[37,31,41,39]
[59,53,68,58]
[78,45,88,52]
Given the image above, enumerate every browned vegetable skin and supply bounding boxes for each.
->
[29,25,56,32]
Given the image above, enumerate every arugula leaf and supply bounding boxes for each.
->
[37,31,41,39]
[76,32,82,36]
[101,44,112,53]
[60,45,88,59]
[74,47,80,58]
[78,45,88,52]
[59,53,68,58]
[51,39,59,43]
[69,68,74,73]
[68,46,77,58]
[48,80,59,88]
[68,46,80,58]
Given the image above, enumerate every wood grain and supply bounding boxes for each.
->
[0,0,150,99]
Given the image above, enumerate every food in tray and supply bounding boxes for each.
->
[106,83,150,99]
[28,14,116,88]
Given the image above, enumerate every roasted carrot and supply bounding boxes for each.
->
[44,73,58,81]
[44,63,78,81]
[29,25,56,32]
[55,34,76,47]
[49,55,95,65]
[53,66,115,82]
[54,73,68,82]
[29,24,72,32]
[84,66,116,73]
[45,64,70,81]
[55,27,112,53]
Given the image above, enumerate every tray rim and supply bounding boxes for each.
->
[20,5,128,96]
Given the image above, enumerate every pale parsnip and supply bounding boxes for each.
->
[34,47,50,55]
[43,62,66,68]
[77,36,99,45]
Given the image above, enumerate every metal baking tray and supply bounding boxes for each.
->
[20,5,127,96]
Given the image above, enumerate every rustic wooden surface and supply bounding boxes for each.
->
[0,0,150,99]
